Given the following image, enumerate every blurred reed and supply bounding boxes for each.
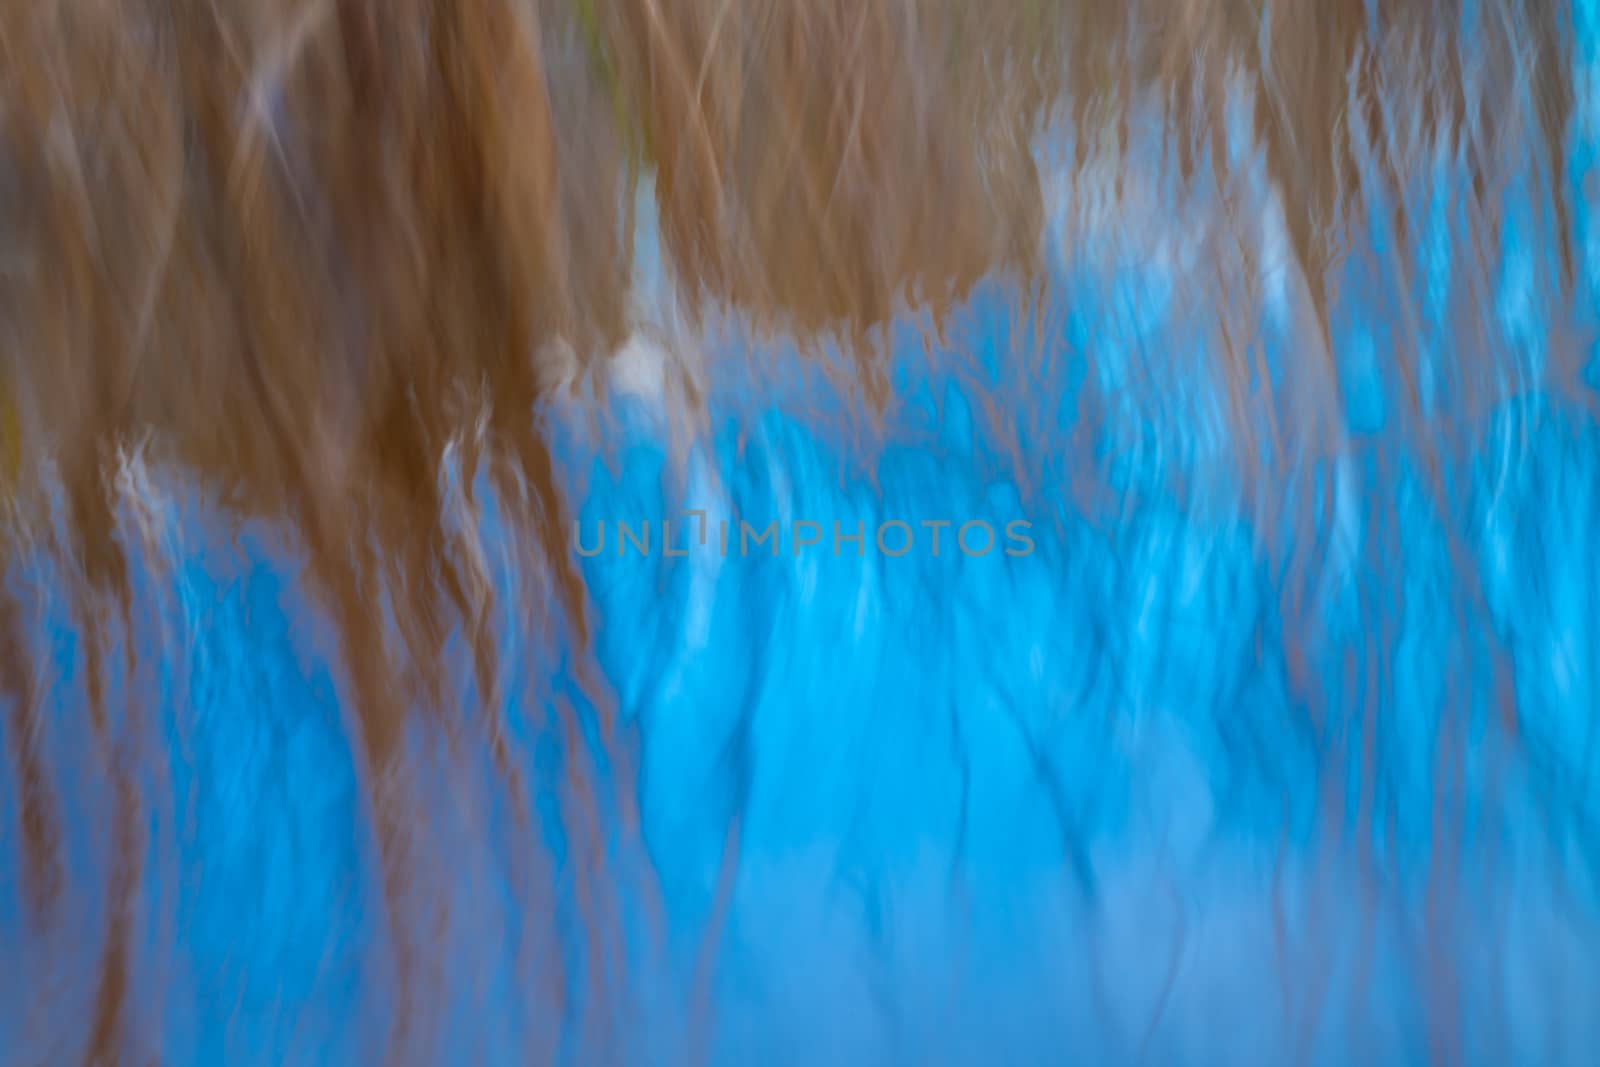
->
[0,0,1587,1061]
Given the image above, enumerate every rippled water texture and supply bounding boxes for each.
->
[3,1,1600,1064]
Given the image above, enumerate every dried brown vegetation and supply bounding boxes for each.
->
[0,0,1583,1061]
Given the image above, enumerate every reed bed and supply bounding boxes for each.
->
[0,1,1589,1062]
